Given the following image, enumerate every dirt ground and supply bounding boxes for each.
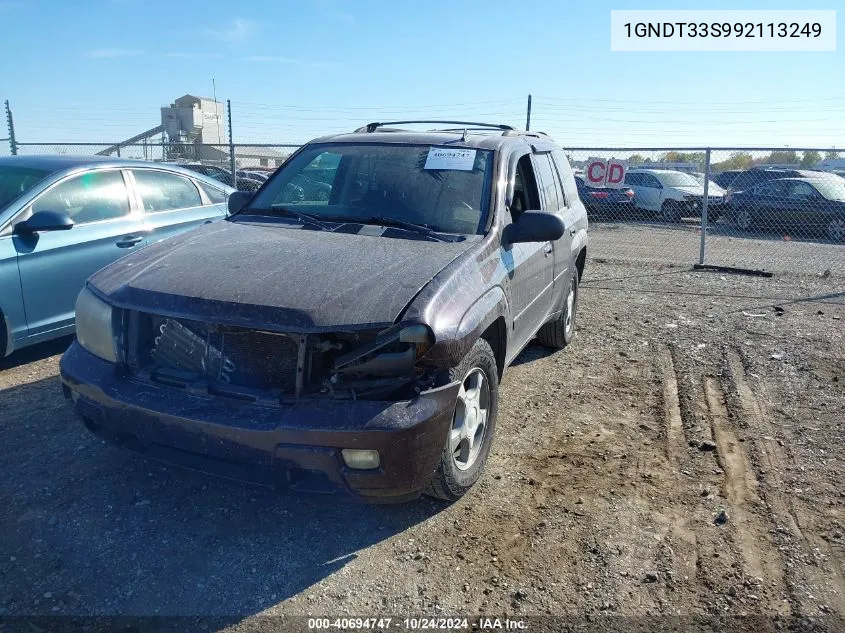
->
[1,259,843,632]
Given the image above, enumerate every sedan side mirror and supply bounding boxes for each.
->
[504,211,566,244]
[14,210,74,235]
[227,190,252,215]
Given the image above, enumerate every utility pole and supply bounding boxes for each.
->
[525,94,532,131]
[5,100,18,155]
[227,99,236,184]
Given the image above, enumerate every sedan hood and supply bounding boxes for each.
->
[89,220,474,330]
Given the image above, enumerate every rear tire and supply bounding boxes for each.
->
[426,338,499,501]
[537,272,579,349]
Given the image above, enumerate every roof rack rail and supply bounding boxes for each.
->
[356,120,514,133]
[502,129,549,138]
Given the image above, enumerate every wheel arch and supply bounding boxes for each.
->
[0,306,9,358]
[575,247,587,282]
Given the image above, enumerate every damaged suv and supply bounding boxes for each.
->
[60,121,588,502]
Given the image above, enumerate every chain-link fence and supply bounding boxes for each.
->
[12,142,845,278]
[564,147,845,277]
[15,141,302,192]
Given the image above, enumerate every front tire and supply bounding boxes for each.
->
[827,217,845,242]
[661,200,682,223]
[426,338,499,501]
[0,311,6,360]
[537,271,579,349]
[734,206,752,231]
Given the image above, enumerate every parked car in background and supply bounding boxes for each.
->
[715,168,820,193]
[237,169,270,182]
[575,174,635,217]
[689,172,728,195]
[713,170,744,190]
[624,168,726,222]
[175,163,263,192]
[0,155,233,358]
[724,177,845,241]
[60,121,588,502]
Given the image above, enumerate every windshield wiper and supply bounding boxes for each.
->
[243,206,335,231]
[358,216,454,242]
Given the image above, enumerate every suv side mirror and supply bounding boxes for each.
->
[14,210,74,235]
[227,190,251,215]
[504,211,565,244]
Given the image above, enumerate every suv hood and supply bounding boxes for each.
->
[670,185,707,196]
[89,220,474,330]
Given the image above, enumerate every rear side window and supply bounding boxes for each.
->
[550,150,574,206]
[534,153,562,211]
[32,170,130,225]
[133,170,203,212]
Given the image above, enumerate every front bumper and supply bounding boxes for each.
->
[60,342,460,502]
[681,199,725,216]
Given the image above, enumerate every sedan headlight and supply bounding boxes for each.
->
[75,287,122,363]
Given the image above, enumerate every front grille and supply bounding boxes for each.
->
[137,315,301,393]
[220,330,299,392]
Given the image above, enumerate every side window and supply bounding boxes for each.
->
[133,170,203,212]
[762,181,788,197]
[31,170,130,225]
[199,182,227,203]
[509,154,541,223]
[625,172,642,186]
[533,153,561,211]
[550,150,574,207]
[755,182,773,196]
[645,174,661,188]
[788,182,815,200]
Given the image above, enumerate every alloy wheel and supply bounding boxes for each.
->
[450,368,491,472]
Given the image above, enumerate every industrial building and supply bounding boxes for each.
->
[99,94,290,168]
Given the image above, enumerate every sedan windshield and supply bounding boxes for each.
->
[811,179,845,201]
[245,143,494,235]
[0,166,52,211]
[656,171,701,188]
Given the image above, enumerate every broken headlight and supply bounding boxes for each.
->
[331,323,433,378]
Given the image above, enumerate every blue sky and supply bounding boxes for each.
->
[0,0,843,150]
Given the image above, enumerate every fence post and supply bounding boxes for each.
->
[116,146,121,158]
[5,100,18,155]
[698,148,712,265]
[227,99,236,182]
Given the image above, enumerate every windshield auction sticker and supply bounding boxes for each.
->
[424,147,477,171]
[610,10,836,51]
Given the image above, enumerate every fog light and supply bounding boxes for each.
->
[341,449,380,470]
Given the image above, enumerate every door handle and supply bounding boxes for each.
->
[543,243,553,257]
[569,227,577,236]
[116,235,144,248]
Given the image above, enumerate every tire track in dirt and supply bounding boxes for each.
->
[704,376,786,597]
[658,344,686,469]
[723,348,845,615]
[654,344,705,611]
[662,343,794,616]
